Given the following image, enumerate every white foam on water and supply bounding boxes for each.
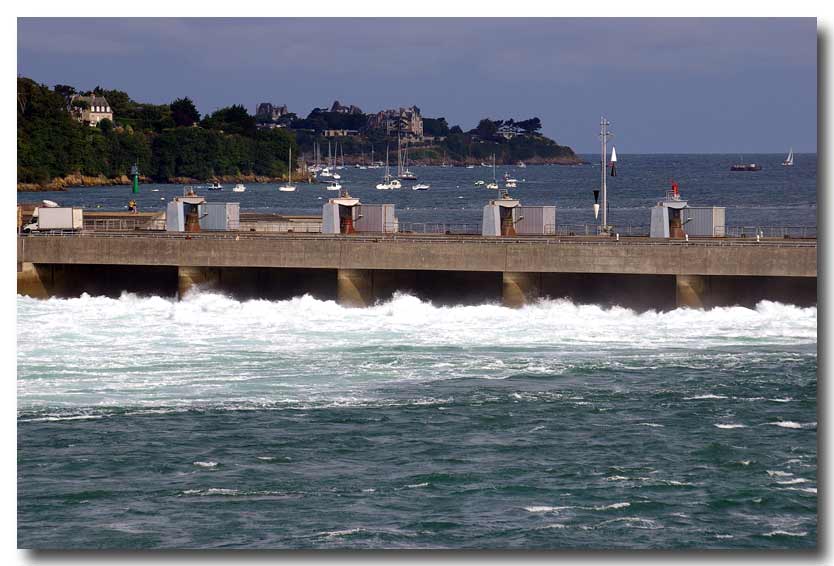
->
[17,292,817,410]
[684,394,728,400]
[714,423,747,429]
[776,478,809,485]
[637,423,664,428]
[406,482,429,489]
[524,506,572,513]
[193,461,218,468]
[764,530,808,537]
[317,528,365,538]
[181,488,239,496]
[594,502,630,511]
[768,421,816,429]
[767,470,794,477]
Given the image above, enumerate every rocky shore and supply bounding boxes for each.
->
[17,171,313,192]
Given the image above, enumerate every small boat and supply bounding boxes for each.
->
[278,147,297,192]
[783,148,794,167]
[42,200,59,208]
[474,180,485,186]
[412,183,430,191]
[232,183,246,192]
[325,181,341,191]
[486,182,499,190]
[207,181,223,191]
[504,181,517,188]
[517,161,527,168]
[466,165,475,169]
[151,189,160,192]
[730,163,762,171]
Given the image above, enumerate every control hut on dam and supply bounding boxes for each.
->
[322,193,399,235]
[650,184,725,239]
[482,193,556,237]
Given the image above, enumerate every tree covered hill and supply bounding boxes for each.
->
[17,77,579,190]
[17,78,296,190]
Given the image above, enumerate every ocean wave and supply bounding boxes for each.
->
[714,423,747,429]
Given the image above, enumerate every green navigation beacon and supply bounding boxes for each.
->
[131,162,140,194]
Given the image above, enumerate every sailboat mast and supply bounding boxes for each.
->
[288,146,292,184]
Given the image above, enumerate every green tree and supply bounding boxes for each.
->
[423,117,450,137]
[201,105,256,137]
[170,97,200,127]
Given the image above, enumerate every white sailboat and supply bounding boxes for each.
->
[232,183,246,193]
[279,147,296,192]
[399,139,417,180]
[783,147,794,167]
[486,154,499,189]
[376,145,394,190]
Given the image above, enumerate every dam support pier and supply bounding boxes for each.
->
[337,269,374,308]
[178,266,220,299]
[503,272,541,307]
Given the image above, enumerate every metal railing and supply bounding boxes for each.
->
[83,218,166,232]
[723,226,817,239]
[238,221,323,234]
[395,222,482,235]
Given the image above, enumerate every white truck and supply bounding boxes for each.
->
[23,207,84,232]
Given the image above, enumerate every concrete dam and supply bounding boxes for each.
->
[16,232,817,310]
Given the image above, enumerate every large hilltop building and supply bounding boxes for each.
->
[329,100,363,114]
[70,94,113,127]
[368,106,423,139]
[255,102,289,122]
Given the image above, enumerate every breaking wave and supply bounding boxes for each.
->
[17,291,816,411]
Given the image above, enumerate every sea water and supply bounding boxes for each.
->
[18,155,817,548]
[17,293,817,549]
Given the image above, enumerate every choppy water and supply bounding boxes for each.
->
[20,154,817,228]
[17,292,817,549]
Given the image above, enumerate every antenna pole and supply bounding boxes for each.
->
[599,117,612,233]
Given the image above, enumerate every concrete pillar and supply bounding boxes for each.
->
[337,269,373,307]
[676,274,708,309]
[178,266,219,299]
[503,272,541,308]
[17,262,49,299]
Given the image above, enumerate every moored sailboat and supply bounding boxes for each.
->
[278,147,297,192]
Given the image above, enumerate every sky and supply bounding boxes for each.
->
[17,17,817,154]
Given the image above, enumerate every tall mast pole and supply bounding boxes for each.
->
[599,116,612,233]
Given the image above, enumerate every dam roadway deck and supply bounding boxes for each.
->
[17,232,817,309]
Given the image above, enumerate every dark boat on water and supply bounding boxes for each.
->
[730,159,762,171]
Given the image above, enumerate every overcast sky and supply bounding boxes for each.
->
[17,18,817,154]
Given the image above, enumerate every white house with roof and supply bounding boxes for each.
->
[70,94,113,127]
